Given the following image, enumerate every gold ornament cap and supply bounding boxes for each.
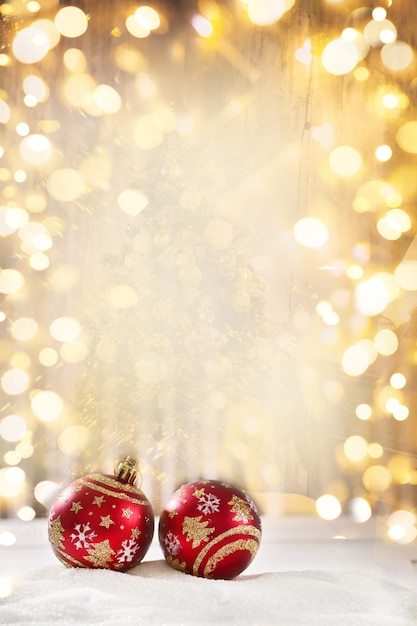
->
[114,456,142,486]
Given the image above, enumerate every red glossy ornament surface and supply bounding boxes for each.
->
[48,469,154,572]
[158,479,262,579]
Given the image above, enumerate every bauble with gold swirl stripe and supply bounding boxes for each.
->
[158,479,262,579]
[48,456,154,572]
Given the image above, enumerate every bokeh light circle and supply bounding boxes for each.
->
[341,344,370,377]
[54,7,88,38]
[31,390,64,422]
[0,269,25,294]
[374,329,398,356]
[344,435,368,462]
[354,277,390,316]
[316,494,342,520]
[0,467,26,498]
[348,497,372,523]
[247,0,285,26]
[12,27,50,64]
[329,146,362,176]
[322,39,359,75]
[394,260,417,290]
[47,169,85,201]
[362,465,392,492]
[293,217,328,248]
[381,41,413,71]
[0,415,27,442]
[117,189,149,216]
[1,369,29,395]
[396,122,417,154]
[49,317,81,342]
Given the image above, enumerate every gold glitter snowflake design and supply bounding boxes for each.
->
[228,495,254,523]
[182,515,214,548]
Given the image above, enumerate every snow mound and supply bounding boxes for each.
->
[1,560,417,625]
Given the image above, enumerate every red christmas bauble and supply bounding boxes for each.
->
[48,457,154,572]
[158,479,262,579]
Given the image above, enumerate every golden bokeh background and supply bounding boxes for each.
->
[1,0,417,548]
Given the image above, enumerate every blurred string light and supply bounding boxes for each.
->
[0,0,416,549]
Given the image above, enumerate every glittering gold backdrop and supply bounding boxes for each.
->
[1,0,417,540]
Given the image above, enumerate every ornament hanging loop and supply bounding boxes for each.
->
[114,455,142,486]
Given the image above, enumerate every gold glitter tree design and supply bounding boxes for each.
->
[85,539,115,568]
[48,516,65,551]
[228,495,254,523]
[182,515,215,548]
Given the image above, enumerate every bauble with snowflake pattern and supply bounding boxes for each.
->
[48,456,154,572]
[158,479,262,579]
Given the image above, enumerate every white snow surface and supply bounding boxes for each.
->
[1,559,417,626]
[2,517,417,625]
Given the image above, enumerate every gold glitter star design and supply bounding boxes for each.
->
[85,539,115,568]
[193,488,206,499]
[228,495,253,523]
[99,515,115,529]
[182,515,214,548]
[122,508,133,519]
[168,509,178,519]
[74,484,83,493]
[131,527,141,539]
[93,496,105,507]
[70,501,83,514]
[49,516,65,551]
